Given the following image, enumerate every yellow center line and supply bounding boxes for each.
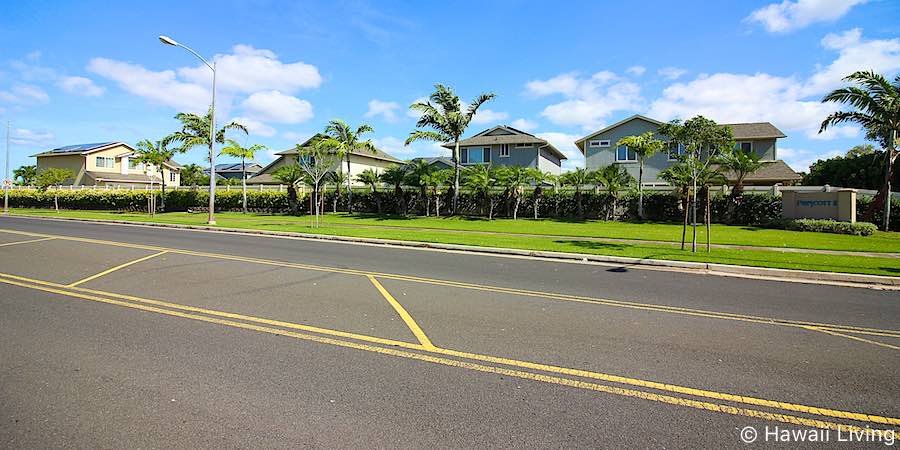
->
[67,251,169,288]
[367,275,435,349]
[0,274,895,437]
[804,326,900,351]
[0,236,56,247]
[0,270,897,428]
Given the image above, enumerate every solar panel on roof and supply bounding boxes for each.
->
[49,142,114,153]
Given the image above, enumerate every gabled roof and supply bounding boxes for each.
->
[274,134,402,163]
[725,122,786,140]
[442,125,567,160]
[574,114,663,146]
[205,162,264,173]
[32,142,126,157]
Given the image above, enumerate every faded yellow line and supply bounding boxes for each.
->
[368,275,435,349]
[0,270,897,428]
[804,326,900,351]
[0,227,897,340]
[0,274,894,438]
[67,251,168,287]
[0,236,56,247]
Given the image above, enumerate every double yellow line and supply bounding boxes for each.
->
[0,270,896,436]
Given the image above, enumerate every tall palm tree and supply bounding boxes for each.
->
[406,160,434,215]
[820,70,900,230]
[463,164,500,219]
[526,168,548,219]
[561,167,592,218]
[497,166,530,220]
[135,138,181,212]
[356,168,382,214]
[715,147,763,224]
[317,119,377,214]
[405,84,495,214]
[594,165,632,220]
[220,139,266,214]
[616,131,665,220]
[379,165,409,215]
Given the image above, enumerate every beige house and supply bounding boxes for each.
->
[33,142,182,187]
[248,135,403,185]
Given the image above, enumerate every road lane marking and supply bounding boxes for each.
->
[804,326,900,351]
[0,227,897,340]
[0,274,894,437]
[67,251,169,287]
[0,270,897,428]
[368,275,435,349]
[0,236,56,247]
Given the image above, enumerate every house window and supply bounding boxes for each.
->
[129,159,144,171]
[96,156,114,168]
[500,144,510,157]
[667,142,686,161]
[616,145,636,162]
[589,140,610,148]
[483,147,491,163]
[170,172,176,182]
[739,142,753,154]
[460,148,468,164]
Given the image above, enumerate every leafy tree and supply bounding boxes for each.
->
[13,165,36,185]
[846,144,876,158]
[820,71,900,230]
[329,170,346,213]
[561,167,592,218]
[405,84,495,214]
[135,138,183,212]
[421,169,451,217]
[379,165,409,215]
[35,168,74,212]
[179,163,207,186]
[463,165,500,219]
[318,120,377,213]
[803,150,899,190]
[406,159,434,215]
[594,165,632,220]
[496,166,530,220]
[715,147,763,223]
[616,131,665,219]
[356,168,383,214]
[526,168,549,219]
[220,139,266,214]
[166,108,248,184]
[658,116,734,252]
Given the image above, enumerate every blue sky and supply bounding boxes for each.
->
[2,0,899,174]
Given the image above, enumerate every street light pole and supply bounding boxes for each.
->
[4,121,10,214]
[159,35,218,225]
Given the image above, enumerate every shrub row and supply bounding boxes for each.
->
[776,219,878,236]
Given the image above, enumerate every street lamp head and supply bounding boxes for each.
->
[158,35,178,46]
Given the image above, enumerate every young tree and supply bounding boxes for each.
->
[658,116,734,252]
[422,169,451,217]
[220,139,266,214]
[715,147,763,223]
[696,166,727,253]
[291,143,340,227]
[13,165,36,185]
[463,164,500,219]
[594,165,632,220]
[561,167,592,218]
[616,131,665,220]
[318,120,377,214]
[406,159,434,216]
[135,138,182,212]
[526,168,548,219]
[329,171,346,213]
[355,168,383,214]
[496,166,530,220]
[660,163,693,250]
[820,71,900,231]
[379,165,409,215]
[35,168,74,212]
[405,84,495,214]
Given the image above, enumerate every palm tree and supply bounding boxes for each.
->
[715,147,763,224]
[405,84,495,214]
[422,169,451,217]
[220,139,266,214]
[406,160,434,215]
[166,108,248,182]
[616,131,665,220]
[820,70,900,230]
[497,166,530,220]
[329,171,347,213]
[526,168,548,219]
[594,165,632,220]
[379,165,408,215]
[463,164,500,219]
[13,165,36,186]
[317,120,378,214]
[272,164,305,214]
[561,167,592,218]
[134,139,180,212]
[179,163,205,186]
[356,168,382,214]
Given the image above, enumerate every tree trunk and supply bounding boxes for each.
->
[425,189,430,217]
[333,187,338,214]
[883,135,895,231]
[706,187,711,253]
[487,195,494,220]
[373,188,382,214]
[160,169,167,212]
[576,188,583,218]
[691,177,698,253]
[534,186,542,220]
[54,192,59,213]
[241,157,248,214]
[287,185,298,214]
[681,188,689,251]
[346,155,353,214]
[513,195,520,220]
[452,140,460,215]
[638,160,644,220]
[435,192,441,217]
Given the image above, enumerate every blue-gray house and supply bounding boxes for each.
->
[574,114,801,185]
[442,125,566,175]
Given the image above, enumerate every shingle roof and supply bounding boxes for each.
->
[410,156,454,167]
[442,125,567,160]
[711,160,801,183]
[85,171,163,183]
[724,122,787,140]
[275,134,402,163]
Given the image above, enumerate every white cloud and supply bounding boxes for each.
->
[626,66,646,76]
[746,0,866,33]
[364,99,400,122]
[0,84,49,104]
[809,125,858,140]
[88,58,210,112]
[658,67,687,80]
[470,108,509,125]
[282,131,311,142]
[525,71,642,130]
[56,76,104,97]
[802,29,900,95]
[230,116,276,137]
[178,45,321,94]
[510,118,538,131]
[779,147,843,172]
[406,96,428,118]
[240,90,313,124]
[10,128,54,146]
[373,136,445,159]
[537,132,583,171]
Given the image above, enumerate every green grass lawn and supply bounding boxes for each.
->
[8,208,900,277]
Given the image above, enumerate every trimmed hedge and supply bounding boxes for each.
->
[6,189,305,213]
[780,219,878,236]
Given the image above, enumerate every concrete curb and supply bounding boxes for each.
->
[6,214,900,288]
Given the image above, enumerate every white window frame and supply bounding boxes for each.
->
[169,171,176,182]
[615,145,636,162]
[515,143,530,148]
[482,147,491,163]
[95,156,114,168]
[739,141,753,154]
[499,144,510,157]
[667,143,686,161]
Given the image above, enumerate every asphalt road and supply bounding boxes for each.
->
[0,215,897,448]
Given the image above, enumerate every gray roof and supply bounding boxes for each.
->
[409,157,454,167]
[275,134,402,163]
[724,122,786,140]
[32,142,122,157]
[575,115,663,145]
[205,162,263,173]
[711,160,801,183]
[85,171,163,184]
[442,125,567,160]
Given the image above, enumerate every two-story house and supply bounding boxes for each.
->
[32,142,182,187]
[574,115,801,185]
[441,125,566,175]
